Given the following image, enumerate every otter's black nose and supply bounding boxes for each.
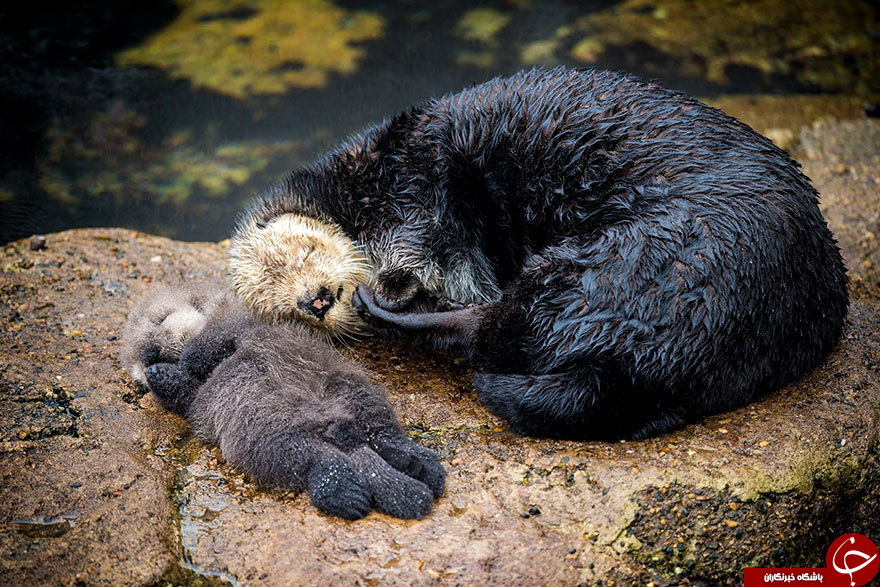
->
[299,287,335,321]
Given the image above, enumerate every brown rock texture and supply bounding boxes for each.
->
[800,118,880,299]
[1,118,878,586]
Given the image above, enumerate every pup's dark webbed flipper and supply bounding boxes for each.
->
[303,435,436,520]
[368,435,446,498]
[306,450,371,520]
[316,384,445,515]
[348,446,434,519]
[328,380,447,499]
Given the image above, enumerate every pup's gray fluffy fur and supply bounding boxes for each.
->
[120,284,445,520]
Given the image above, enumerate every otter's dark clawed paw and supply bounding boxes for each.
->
[352,285,401,328]
[351,284,374,321]
[435,297,470,312]
[351,285,478,341]
[354,285,467,333]
[145,362,198,415]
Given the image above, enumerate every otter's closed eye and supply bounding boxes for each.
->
[255,221,267,229]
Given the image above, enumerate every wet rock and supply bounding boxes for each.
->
[800,118,880,299]
[1,121,878,585]
[763,127,795,151]
[0,231,220,585]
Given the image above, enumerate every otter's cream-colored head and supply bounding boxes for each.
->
[228,214,371,338]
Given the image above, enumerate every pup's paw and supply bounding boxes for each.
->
[138,340,163,367]
[374,440,446,498]
[349,447,435,519]
[144,362,195,414]
[307,454,371,520]
[144,362,181,395]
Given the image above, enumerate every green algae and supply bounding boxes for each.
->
[454,8,511,44]
[37,105,308,206]
[522,0,879,95]
[454,7,512,70]
[116,0,385,98]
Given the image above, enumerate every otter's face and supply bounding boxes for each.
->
[228,214,371,338]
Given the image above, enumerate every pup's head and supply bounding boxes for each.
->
[228,213,371,338]
[120,285,234,385]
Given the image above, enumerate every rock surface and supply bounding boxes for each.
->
[1,118,878,586]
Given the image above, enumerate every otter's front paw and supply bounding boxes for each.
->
[351,285,395,327]
[145,362,195,415]
[352,285,437,331]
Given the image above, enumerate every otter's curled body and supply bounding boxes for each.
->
[121,285,444,520]
[233,67,848,440]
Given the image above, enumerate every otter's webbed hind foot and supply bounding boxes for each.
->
[307,452,372,520]
[369,436,446,498]
[348,446,435,519]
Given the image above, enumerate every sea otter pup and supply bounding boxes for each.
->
[120,285,445,520]
[229,67,849,440]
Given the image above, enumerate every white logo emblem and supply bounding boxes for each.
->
[833,536,878,586]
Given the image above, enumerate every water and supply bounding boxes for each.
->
[1,0,877,244]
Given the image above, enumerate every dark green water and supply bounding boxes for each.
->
[1,0,877,244]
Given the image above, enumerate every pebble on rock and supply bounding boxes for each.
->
[30,235,47,251]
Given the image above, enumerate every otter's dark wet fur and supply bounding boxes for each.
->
[236,67,848,441]
[121,285,445,520]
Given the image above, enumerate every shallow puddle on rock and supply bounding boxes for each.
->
[11,513,77,538]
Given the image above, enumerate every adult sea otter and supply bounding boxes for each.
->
[229,67,848,440]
